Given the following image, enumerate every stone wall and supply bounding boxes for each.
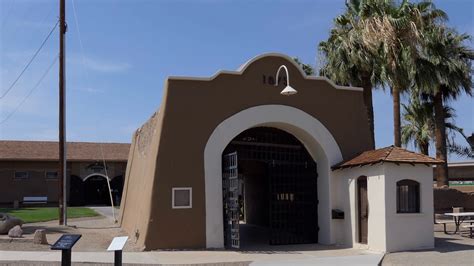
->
[433,187,474,212]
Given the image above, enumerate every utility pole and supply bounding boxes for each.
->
[58,0,67,226]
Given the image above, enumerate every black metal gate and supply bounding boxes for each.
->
[222,127,318,247]
[223,152,240,248]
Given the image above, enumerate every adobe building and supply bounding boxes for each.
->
[0,141,129,206]
[119,53,442,252]
[447,161,474,192]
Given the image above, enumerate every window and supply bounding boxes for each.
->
[45,171,58,179]
[172,187,192,209]
[396,179,420,213]
[14,171,29,180]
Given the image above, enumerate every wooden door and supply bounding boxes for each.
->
[357,176,368,244]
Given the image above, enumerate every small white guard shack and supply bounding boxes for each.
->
[332,146,442,252]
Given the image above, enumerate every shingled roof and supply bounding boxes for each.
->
[0,141,130,162]
[332,145,444,170]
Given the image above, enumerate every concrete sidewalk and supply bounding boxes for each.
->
[0,250,384,265]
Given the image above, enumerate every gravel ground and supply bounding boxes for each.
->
[382,223,474,266]
[0,216,141,252]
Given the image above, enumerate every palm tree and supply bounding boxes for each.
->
[415,26,473,186]
[402,95,459,156]
[447,129,474,159]
[401,97,432,155]
[318,0,383,148]
[293,58,315,76]
[360,0,448,147]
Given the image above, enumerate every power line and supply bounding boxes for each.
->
[0,20,59,100]
[71,0,90,83]
[0,54,59,125]
[72,0,117,222]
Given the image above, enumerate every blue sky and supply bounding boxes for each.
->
[0,0,473,161]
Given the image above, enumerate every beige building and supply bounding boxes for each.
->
[119,53,442,253]
[447,161,474,192]
[0,141,129,206]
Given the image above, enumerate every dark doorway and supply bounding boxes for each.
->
[110,175,124,206]
[84,175,110,206]
[69,175,84,206]
[357,176,368,244]
[222,127,318,249]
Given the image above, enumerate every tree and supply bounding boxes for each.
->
[360,0,448,147]
[447,130,474,159]
[415,25,473,186]
[293,57,315,76]
[318,0,384,148]
[402,94,460,156]
[401,96,433,155]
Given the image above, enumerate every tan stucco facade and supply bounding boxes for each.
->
[119,53,373,250]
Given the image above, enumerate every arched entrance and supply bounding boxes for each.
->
[204,105,343,248]
[222,127,318,249]
[83,174,111,206]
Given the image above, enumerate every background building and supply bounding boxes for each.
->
[447,161,474,192]
[0,141,129,206]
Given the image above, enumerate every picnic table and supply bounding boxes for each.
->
[444,212,474,234]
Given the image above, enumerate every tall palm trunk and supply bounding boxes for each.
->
[420,141,429,156]
[393,86,402,147]
[361,78,375,149]
[433,89,449,187]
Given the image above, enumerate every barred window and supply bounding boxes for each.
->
[396,179,420,213]
[45,171,58,179]
[14,171,29,180]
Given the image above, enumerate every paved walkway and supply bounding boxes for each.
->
[0,250,384,265]
[89,206,118,221]
[381,224,474,266]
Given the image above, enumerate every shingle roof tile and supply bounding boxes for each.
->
[332,145,444,170]
[0,141,130,162]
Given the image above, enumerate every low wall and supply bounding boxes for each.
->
[434,188,474,213]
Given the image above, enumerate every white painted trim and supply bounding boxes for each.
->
[204,104,343,248]
[83,173,110,181]
[448,161,474,167]
[168,53,363,92]
[172,187,193,209]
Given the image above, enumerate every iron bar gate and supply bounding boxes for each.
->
[222,127,318,247]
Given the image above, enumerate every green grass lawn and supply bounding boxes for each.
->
[0,207,99,223]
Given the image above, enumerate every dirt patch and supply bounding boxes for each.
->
[0,216,140,252]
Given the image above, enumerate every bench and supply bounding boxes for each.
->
[435,220,456,234]
[436,220,474,234]
[22,196,48,205]
[462,225,474,238]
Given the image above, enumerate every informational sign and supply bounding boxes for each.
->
[107,236,128,251]
[51,234,82,250]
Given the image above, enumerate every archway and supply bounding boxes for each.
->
[83,174,111,206]
[204,105,343,248]
[222,127,318,249]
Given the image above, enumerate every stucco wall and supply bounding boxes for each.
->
[384,164,434,252]
[332,164,386,251]
[332,163,434,253]
[119,108,165,250]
